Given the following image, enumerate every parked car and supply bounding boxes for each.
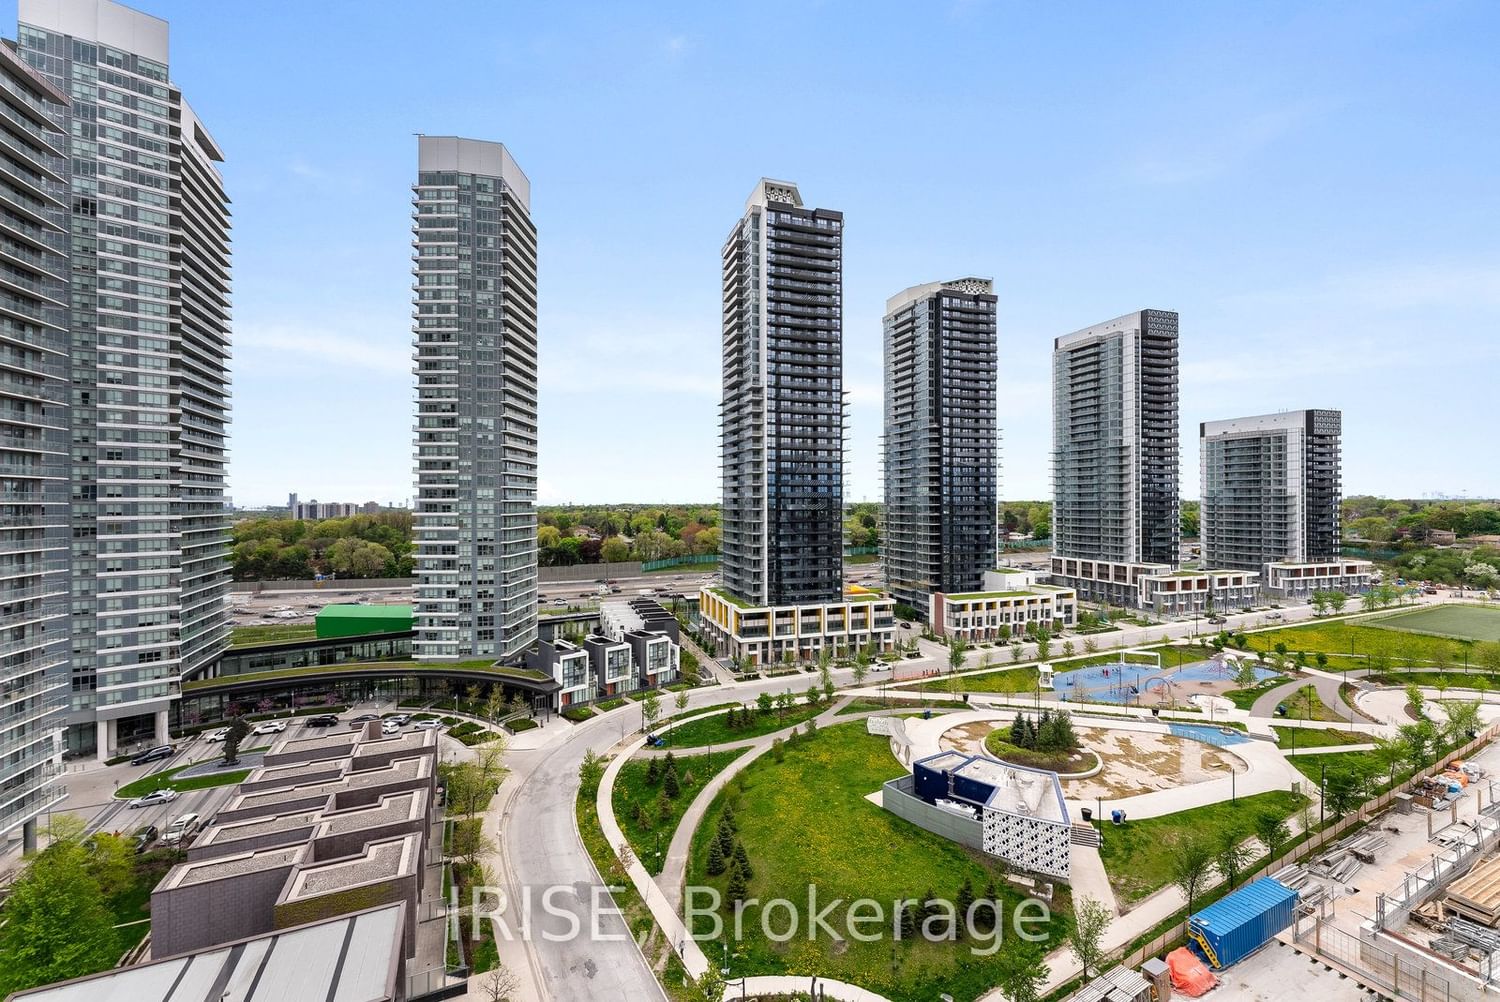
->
[412,719,441,730]
[128,789,178,810]
[202,727,230,742]
[1266,611,1284,622]
[1207,616,1227,625]
[304,714,340,728]
[387,713,410,726]
[131,824,160,853]
[251,720,287,735]
[130,745,176,766]
[348,714,380,729]
[160,812,200,847]
[381,720,401,735]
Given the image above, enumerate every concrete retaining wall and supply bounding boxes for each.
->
[881,776,984,851]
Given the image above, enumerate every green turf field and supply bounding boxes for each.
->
[1367,605,1500,643]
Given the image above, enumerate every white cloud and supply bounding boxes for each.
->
[236,324,410,375]
[1129,101,1330,185]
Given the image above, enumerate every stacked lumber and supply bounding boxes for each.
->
[1445,855,1500,927]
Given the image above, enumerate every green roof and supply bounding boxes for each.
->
[705,586,753,609]
[315,604,414,639]
[183,658,551,692]
[945,590,1038,601]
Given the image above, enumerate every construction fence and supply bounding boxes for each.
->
[1112,726,1500,976]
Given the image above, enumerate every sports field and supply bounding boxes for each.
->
[1367,605,1500,642]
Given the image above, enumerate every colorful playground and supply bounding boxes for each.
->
[1049,652,1278,708]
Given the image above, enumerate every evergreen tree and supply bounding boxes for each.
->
[663,762,681,799]
[1024,715,1038,749]
[725,706,738,729]
[633,803,651,830]
[732,841,753,880]
[726,862,748,904]
[921,886,939,921]
[898,900,917,939]
[716,816,736,857]
[721,804,738,833]
[656,788,673,823]
[956,878,976,933]
[1009,712,1027,746]
[706,838,726,876]
[645,757,660,785]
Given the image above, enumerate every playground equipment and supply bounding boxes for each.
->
[1038,664,1055,690]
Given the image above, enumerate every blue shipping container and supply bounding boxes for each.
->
[1188,877,1298,969]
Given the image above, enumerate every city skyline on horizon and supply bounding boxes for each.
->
[22,0,1493,507]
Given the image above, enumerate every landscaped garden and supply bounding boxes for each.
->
[611,748,747,875]
[1272,726,1369,750]
[659,695,825,747]
[912,665,1038,695]
[114,762,253,799]
[229,623,317,646]
[984,710,1095,772]
[684,721,1072,1002]
[1244,618,1474,665]
[1276,684,1349,722]
[1093,790,1308,904]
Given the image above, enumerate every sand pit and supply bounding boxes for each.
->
[939,721,1246,800]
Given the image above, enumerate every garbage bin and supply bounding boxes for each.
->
[1081,807,1093,822]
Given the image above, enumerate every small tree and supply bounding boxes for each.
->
[1253,812,1290,863]
[1168,832,1216,914]
[1329,591,1348,614]
[476,963,521,1002]
[756,691,773,717]
[996,940,1050,1002]
[1084,637,1099,655]
[640,691,662,735]
[1214,827,1250,886]
[948,637,969,675]
[851,656,869,688]
[674,690,689,716]
[663,762,681,799]
[1061,640,1076,660]
[697,968,727,1002]
[732,841,753,880]
[1067,896,1112,983]
[706,838,726,875]
[726,862,748,904]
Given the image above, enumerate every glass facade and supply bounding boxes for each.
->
[883,279,998,611]
[412,137,538,661]
[720,180,844,607]
[18,0,231,759]
[0,42,70,838]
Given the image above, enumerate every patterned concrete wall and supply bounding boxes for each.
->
[982,807,1071,880]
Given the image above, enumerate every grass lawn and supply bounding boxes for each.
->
[1272,726,1370,750]
[660,700,824,747]
[912,666,1039,695]
[229,623,317,646]
[1365,670,1500,692]
[1094,790,1308,904]
[1279,684,1349,722]
[835,697,970,715]
[1222,675,1289,710]
[611,748,747,875]
[115,763,253,799]
[1244,618,1471,664]
[686,722,1072,1002]
[1367,605,1500,643]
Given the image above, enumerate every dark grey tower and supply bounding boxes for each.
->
[882,278,998,612]
[719,179,844,607]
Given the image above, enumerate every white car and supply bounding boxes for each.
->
[251,720,287,735]
[128,788,178,810]
[161,812,200,846]
[202,727,229,743]
[412,719,441,730]
[381,720,402,735]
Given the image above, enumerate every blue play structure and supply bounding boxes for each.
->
[1060,658,1276,706]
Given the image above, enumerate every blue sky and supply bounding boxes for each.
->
[29,0,1497,506]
